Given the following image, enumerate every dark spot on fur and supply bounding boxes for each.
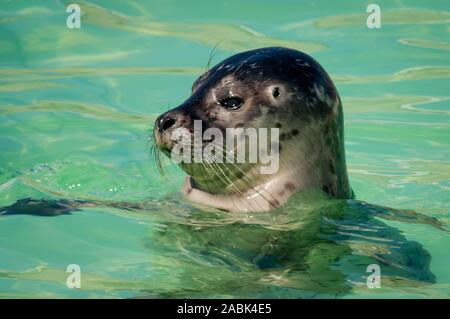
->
[269,199,280,208]
[278,190,286,196]
[322,184,336,197]
[268,107,278,115]
[329,162,335,174]
[252,106,262,118]
[284,182,296,192]
[235,170,244,178]
[280,133,292,141]
[291,129,299,136]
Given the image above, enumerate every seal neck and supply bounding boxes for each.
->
[181,172,300,213]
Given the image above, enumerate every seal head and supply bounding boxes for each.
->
[154,47,352,212]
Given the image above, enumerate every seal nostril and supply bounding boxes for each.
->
[162,117,176,131]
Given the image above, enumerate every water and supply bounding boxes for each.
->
[0,0,449,298]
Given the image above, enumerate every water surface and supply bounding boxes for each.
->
[0,0,449,298]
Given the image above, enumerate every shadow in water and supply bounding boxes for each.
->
[0,190,445,298]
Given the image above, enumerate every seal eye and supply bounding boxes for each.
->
[219,96,244,110]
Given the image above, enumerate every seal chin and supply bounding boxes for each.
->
[179,162,251,195]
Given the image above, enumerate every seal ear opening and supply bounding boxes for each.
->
[272,87,280,98]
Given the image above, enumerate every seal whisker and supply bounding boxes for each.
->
[190,143,227,195]
[206,141,280,211]
[204,40,225,73]
[146,128,165,176]
[196,151,232,196]
[201,152,254,212]
[201,152,237,192]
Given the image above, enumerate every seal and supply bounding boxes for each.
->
[153,47,353,213]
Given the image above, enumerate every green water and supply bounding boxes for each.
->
[0,0,449,298]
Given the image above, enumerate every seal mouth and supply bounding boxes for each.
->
[154,125,218,159]
[153,123,176,155]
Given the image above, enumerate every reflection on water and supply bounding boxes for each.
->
[398,38,450,51]
[79,2,327,53]
[283,8,450,30]
[0,100,154,121]
[333,66,450,84]
[0,0,449,298]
